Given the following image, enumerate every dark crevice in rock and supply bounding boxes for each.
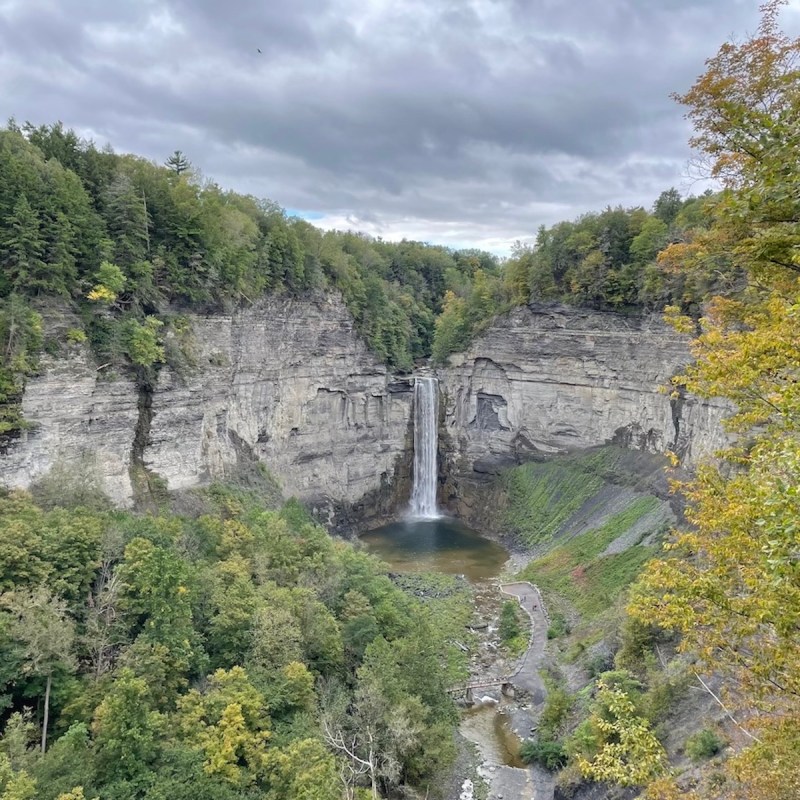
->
[670,384,686,451]
[471,392,510,432]
[388,379,414,394]
[129,373,166,509]
[130,374,154,470]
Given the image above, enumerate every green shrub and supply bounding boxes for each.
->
[123,316,165,367]
[642,669,691,723]
[66,327,87,344]
[539,683,572,739]
[520,738,567,770]
[685,729,724,762]
[615,616,670,673]
[586,651,614,678]
[547,612,571,639]
[499,600,522,642]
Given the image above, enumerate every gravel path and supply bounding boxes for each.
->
[500,581,550,705]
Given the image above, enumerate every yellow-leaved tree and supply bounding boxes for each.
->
[629,3,800,798]
[577,680,667,787]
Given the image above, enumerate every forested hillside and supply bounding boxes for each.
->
[0,485,470,799]
[0,119,506,433]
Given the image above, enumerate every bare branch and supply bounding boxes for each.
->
[693,672,762,743]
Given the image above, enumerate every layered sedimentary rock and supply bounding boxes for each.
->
[439,304,729,482]
[0,295,414,522]
[146,295,413,524]
[0,298,729,525]
[0,352,139,503]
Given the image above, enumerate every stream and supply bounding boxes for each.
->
[363,517,541,798]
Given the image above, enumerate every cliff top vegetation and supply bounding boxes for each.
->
[0,111,721,436]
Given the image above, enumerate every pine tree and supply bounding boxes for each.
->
[164,150,190,176]
[0,196,46,294]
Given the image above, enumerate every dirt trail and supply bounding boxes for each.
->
[499,581,550,704]
[498,581,555,800]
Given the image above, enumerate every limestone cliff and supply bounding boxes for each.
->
[0,295,414,524]
[145,295,414,526]
[0,351,139,503]
[439,304,729,492]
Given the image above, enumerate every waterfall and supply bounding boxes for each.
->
[410,376,440,519]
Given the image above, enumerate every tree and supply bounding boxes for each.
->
[262,738,339,800]
[431,290,470,363]
[499,243,527,306]
[0,753,36,800]
[122,316,164,366]
[653,188,683,226]
[0,197,45,294]
[30,723,96,800]
[91,668,163,782]
[86,261,126,305]
[0,588,75,752]
[176,666,270,786]
[575,680,666,787]
[0,296,42,375]
[165,150,190,176]
[104,172,150,267]
[118,536,202,702]
[630,217,669,266]
[628,4,800,796]
[676,0,800,281]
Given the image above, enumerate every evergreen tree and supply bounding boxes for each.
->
[1,197,46,295]
[164,150,190,176]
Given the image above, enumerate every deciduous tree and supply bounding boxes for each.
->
[0,588,75,752]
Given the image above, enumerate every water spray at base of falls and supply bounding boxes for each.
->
[410,376,440,519]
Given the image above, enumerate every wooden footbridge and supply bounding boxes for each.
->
[447,676,517,702]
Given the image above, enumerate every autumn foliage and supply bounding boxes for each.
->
[630,3,800,797]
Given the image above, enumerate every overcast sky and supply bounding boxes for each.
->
[1,0,795,253]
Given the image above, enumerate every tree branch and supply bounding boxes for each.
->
[693,672,762,743]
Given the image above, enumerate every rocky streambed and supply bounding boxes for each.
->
[458,576,554,800]
[361,517,554,800]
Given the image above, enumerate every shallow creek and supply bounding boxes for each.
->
[362,517,530,780]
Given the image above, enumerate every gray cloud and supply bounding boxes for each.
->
[0,0,793,252]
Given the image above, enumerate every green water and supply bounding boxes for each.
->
[361,517,508,583]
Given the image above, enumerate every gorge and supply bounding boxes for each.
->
[0,297,728,526]
[2,9,796,793]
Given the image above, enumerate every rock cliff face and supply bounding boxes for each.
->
[145,295,414,526]
[439,304,729,492]
[0,295,414,525]
[0,299,729,526]
[0,353,139,503]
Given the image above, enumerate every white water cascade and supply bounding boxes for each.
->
[410,376,440,519]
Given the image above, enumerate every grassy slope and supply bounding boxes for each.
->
[519,496,660,619]
[494,446,674,626]
[502,447,650,548]
[500,448,721,796]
